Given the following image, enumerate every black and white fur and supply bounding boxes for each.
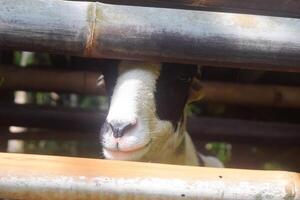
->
[100,60,223,167]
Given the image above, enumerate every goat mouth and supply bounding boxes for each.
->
[104,140,152,153]
[103,143,150,161]
[103,140,152,160]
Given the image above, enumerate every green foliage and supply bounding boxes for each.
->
[24,140,78,156]
[205,142,231,164]
[0,77,4,87]
[13,51,22,65]
[1,50,298,171]
[263,162,283,170]
[78,95,108,109]
[14,51,51,67]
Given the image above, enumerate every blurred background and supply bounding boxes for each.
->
[1,50,299,172]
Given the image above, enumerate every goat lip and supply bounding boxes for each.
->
[104,140,152,153]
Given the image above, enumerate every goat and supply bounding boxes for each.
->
[100,60,223,167]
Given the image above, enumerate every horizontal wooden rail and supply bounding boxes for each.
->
[100,0,300,18]
[0,153,299,200]
[201,81,300,108]
[2,66,300,108]
[1,104,300,144]
[1,0,300,71]
[0,66,104,94]
[187,117,300,144]
[0,104,105,132]
[0,128,93,141]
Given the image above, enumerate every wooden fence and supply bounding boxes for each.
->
[1,0,300,71]
[0,104,300,144]
[1,66,300,108]
[0,153,299,200]
[0,0,300,199]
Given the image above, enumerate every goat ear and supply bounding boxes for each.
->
[188,77,204,103]
[188,65,204,103]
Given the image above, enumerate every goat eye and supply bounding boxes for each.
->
[178,74,192,82]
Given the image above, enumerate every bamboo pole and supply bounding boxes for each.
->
[99,0,300,18]
[0,66,104,94]
[0,104,104,132]
[201,81,300,108]
[1,104,300,144]
[1,0,300,71]
[187,117,300,144]
[0,129,95,140]
[1,66,300,108]
[0,153,299,200]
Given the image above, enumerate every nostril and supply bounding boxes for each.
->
[109,120,137,138]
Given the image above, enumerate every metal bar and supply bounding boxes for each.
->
[1,0,300,71]
[0,153,299,200]
[0,89,14,152]
[1,104,300,144]
[2,66,300,108]
[98,0,300,18]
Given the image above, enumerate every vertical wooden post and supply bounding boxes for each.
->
[0,51,15,152]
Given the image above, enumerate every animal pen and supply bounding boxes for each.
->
[0,0,300,199]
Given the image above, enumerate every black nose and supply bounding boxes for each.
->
[108,121,136,138]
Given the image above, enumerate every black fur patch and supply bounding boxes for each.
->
[99,59,120,101]
[154,63,197,130]
[102,60,198,131]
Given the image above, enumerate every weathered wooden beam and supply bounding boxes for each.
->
[0,153,299,200]
[99,0,300,18]
[1,104,300,144]
[1,0,300,71]
[2,66,300,108]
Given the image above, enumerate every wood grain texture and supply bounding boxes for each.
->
[0,153,299,199]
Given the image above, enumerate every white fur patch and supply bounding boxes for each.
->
[101,61,220,167]
[103,61,162,161]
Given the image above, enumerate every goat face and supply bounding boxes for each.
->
[100,60,202,162]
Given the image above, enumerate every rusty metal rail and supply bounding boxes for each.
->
[2,66,300,108]
[1,0,300,71]
[0,153,299,200]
